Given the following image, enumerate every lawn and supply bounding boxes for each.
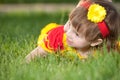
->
[0,12,120,80]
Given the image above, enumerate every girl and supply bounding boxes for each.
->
[25,0,119,63]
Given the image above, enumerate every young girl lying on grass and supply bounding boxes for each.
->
[25,0,120,63]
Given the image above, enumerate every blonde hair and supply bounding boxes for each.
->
[69,1,120,50]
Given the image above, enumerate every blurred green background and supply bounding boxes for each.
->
[0,0,120,4]
[0,0,79,4]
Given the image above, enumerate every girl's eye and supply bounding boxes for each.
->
[68,22,71,26]
[75,33,79,36]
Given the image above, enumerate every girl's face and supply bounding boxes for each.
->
[64,20,90,50]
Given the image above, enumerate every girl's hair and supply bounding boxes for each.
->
[69,1,120,50]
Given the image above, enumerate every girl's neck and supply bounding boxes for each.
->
[76,47,92,58]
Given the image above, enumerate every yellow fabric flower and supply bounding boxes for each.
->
[87,4,107,23]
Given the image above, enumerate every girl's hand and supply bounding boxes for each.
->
[25,46,47,63]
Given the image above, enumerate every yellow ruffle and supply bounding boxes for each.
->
[116,41,120,52]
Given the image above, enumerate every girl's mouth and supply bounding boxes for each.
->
[66,38,73,44]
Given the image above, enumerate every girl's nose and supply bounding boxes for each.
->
[64,21,70,33]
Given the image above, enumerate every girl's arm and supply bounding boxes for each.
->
[25,46,47,63]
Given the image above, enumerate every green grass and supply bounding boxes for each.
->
[0,12,120,80]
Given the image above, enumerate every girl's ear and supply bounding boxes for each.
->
[90,39,103,47]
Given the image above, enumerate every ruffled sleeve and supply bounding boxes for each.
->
[37,23,65,53]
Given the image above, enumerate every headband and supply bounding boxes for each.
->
[81,2,109,38]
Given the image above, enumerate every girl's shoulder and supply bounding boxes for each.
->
[38,23,65,52]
